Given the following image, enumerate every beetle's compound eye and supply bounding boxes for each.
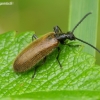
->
[66,32,76,40]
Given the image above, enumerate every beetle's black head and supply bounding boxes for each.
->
[65,31,76,40]
[54,26,76,43]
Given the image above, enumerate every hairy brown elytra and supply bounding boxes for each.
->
[14,32,59,72]
[13,12,100,79]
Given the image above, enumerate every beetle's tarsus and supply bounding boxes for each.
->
[32,34,38,41]
[56,47,62,68]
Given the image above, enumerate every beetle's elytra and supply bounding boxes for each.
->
[13,12,100,78]
[14,32,59,72]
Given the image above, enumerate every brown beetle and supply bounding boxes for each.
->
[13,12,100,78]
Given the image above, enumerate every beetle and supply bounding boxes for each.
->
[13,12,100,78]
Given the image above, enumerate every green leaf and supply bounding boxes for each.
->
[0,31,100,99]
[1,91,100,100]
[69,0,99,56]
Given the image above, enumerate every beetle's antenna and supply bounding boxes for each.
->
[70,12,100,53]
[72,12,92,33]
[75,37,100,53]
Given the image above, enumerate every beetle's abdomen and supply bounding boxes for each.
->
[13,32,59,72]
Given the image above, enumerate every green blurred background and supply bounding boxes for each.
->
[0,0,69,34]
[0,0,99,64]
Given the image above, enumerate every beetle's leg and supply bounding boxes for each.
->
[32,57,47,79]
[67,44,80,47]
[56,47,62,68]
[32,67,37,79]
[32,34,38,41]
[54,26,62,33]
[61,41,80,47]
[41,56,47,65]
